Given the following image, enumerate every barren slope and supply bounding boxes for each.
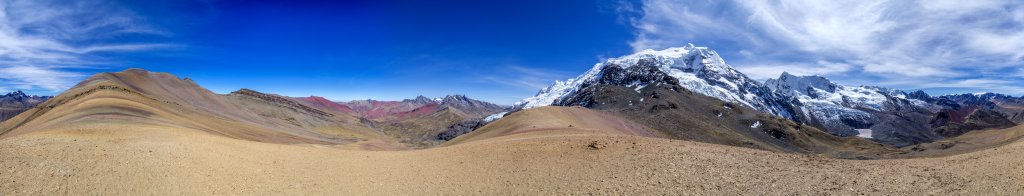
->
[0,69,392,147]
[445,106,658,146]
[1,121,1022,195]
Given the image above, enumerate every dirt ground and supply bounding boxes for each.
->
[1,122,1022,195]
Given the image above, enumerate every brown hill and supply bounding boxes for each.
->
[375,106,479,147]
[0,69,394,148]
[290,96,357,115]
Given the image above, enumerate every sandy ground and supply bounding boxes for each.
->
[445,106,658,146]
[2,122,1023,195]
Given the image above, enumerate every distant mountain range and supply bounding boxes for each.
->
[292,94,507,147]
[765,73,1023,146]
[295,95,504,121]
[517,44,1024,148]
[0,69,507,150]
[0,91,52,122]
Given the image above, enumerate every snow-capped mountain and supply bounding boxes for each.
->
[516,43,795,119]
[764,72,1024,146]
[764,72,926,137]
[516,44,1023,147]
[764,72,899,110]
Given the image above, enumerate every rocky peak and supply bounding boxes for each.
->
[404,95,434,104]
[0,90,53,122]
[765,72,839,97]
[439,94,504,113]
[4,90,27,98]
[937,92,1024,107]
[907,90,933,101]
[0,90,52,104]
[440,94,468,103]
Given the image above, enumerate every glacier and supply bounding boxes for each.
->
[515,43,795,119]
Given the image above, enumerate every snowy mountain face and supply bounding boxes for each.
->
[516,44,796,119]
[764,73,929,137]
[764,73,1024,146]
[764,72,917,111]
[515,44,1022,146]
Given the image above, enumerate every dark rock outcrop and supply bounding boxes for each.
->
[436,119,488,141]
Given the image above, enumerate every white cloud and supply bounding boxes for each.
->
[966,31,1024,60]
[737,60,852,80]
[912,78,1024,95]
[0,0,172,92]
[479,65,572,91]
[1014,8,1024,23]
[861,62,951,77]
[628,0,766,51]
[624,0,1024,94]
[0,66,83,91]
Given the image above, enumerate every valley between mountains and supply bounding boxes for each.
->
[2,45,1024,194]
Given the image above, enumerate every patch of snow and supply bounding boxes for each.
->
[800,106,811,119]
[483,112,508,122]
[751,121,762,128]
[908,99,929,107]
[893,93,907,99]
[855,129,873,139]
[633,83,645,93]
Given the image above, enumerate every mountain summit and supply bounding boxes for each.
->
[517,44,1024,147]
[764,72,1024,146]
[517,44,795,118]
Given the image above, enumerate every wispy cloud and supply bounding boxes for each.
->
[622,0,1024,95]
[737,60,852,80]
[478,65,572,91]
[0,66,83,91]
[0,0,173,92]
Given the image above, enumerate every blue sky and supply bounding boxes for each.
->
[1,0,1023,104]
